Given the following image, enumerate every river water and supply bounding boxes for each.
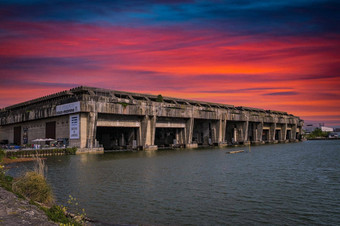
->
[7,140,340,225]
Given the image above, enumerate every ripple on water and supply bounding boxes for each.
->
[7,140,340,225]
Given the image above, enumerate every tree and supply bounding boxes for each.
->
[307,128,329,139]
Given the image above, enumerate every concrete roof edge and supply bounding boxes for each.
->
[0,86,300,119]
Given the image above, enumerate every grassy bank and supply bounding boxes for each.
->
[0,148,86,225]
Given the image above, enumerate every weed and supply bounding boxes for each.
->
[65,195,87,224]
[12,171,55,205]
[119,102,129,108]
[34,154,47,178]
[12,156,54,205]
[45,205,73,224]
[0,149,5,162]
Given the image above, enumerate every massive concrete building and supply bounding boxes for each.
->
[0,86,303,150]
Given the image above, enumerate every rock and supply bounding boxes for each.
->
[0,187,56,225]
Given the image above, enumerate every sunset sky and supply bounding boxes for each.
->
[0,0,339,127]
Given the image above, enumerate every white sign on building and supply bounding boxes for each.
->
[56,101,80,116]
[69,114,80,139]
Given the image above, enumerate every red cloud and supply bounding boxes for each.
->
[1,21,339,126]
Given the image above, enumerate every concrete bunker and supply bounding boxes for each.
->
[0,86,304,150]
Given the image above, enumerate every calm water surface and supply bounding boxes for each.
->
[8,140,340,225]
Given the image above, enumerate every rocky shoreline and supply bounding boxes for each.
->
[0,187,56,225]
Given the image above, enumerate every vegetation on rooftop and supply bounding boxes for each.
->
[156,94,163,102]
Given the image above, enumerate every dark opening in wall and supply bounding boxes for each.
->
[96,126,138,150]
[46,121,56,139]
[14,126,21,145]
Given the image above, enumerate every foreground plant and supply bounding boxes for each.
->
[1,154,88,225]
[12,171,55,205]
[12,155,54,205]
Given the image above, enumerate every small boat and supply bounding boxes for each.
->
[226,150,244,154]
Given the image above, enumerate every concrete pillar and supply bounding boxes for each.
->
[137,126,142,147]
[215,119,223,144]
[175,128,184,144]
[210,120,219,143]
[120,133,125,146]
[202,121,210,145]
[233,126,237,143]
[221,119,227,143]
[288,125,293,140]
[281,123,287,142]
[297,126,302,140]
[291,124,297,140]
[252,123,257,142]
[270,123,276,142]
[127,130,133,145]
[185,117,194,144]
[243,121,249,143]
[235,123,243,143]
[141,115,156,149]
[180,128,185,144]
[87,112,98,148]
[257,122,263,142]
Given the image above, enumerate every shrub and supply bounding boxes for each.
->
[306,128,330,139]
[12,171,54,205]
[65,147,77,155]
[0,149,5,162]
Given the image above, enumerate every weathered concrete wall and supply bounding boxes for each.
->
[0,126,13,143]
[0,115,69,145]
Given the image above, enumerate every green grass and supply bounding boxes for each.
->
[43,205,82,225]
[12,171,54,205]
[0,149,5,162]
[0,174,14,192]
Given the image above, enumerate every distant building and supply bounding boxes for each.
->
[303,124,334,133]
[321,126,333,132]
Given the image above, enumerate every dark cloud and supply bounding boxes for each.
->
[0,0,338,36]
[0,56,101,70]
[197,87,293,94]
[0,79,78,88]
[263,91,299,96]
